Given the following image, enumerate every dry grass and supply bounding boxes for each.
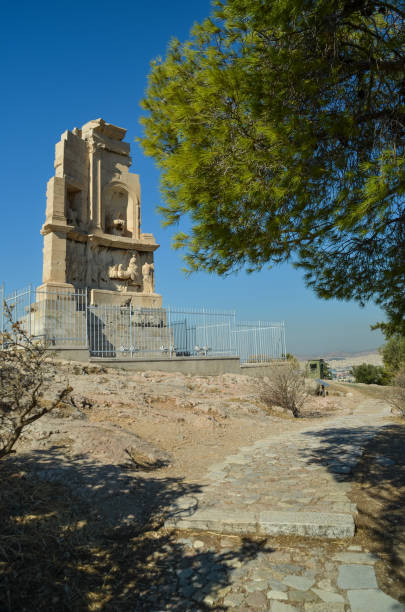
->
[348,423,405,603]
[0,463,91,611]
[0,461,179,611]
[0,459,273,611]
[341,381,391,401]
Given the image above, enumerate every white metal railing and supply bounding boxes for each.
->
[233,322,287,364]
[2,285,88,348]
[87,304,237,359]
[1,284,286,362]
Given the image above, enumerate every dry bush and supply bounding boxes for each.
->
[261,364,308,417]
[389,367,405,416]
[0,304,72,459]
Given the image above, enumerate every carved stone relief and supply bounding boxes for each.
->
[109,252,141,289]
[66,240,155,294]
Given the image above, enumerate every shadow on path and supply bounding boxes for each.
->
[0,447,273,611]
[301,422,405,602]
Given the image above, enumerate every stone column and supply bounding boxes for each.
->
[42,232,67,284]
[39,176,74,294]
[44,176,66,225]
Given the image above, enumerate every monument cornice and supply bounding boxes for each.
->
[41,225,160,252]
[88,233,159,252]
[41,222,160,253]
[41,222,75,236]
[67,229,89,243]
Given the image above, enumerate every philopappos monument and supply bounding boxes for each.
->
[39,118,162,308]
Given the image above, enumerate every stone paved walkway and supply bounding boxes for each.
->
[167,400,389,538]
[165,533,405,611]
[162,398,405,610]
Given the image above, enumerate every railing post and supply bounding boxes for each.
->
[85,289,89,350]
[282,321,287,359]
[129,304,133,358]
[168,305,172,358]
[203,307,207,349]
[28,284,32,337]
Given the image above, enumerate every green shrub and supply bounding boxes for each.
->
[352,363,391,385]
[380,335,405,373]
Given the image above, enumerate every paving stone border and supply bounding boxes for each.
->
[166,508,355,538]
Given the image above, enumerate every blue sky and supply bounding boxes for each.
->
[0,0,385,356]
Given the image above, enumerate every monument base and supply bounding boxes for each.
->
[36,282,75,300]
[27,283,87,347]
[29,284,166,357]
[90,289,163,309]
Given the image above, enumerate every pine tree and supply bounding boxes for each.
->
[141,0,405,333]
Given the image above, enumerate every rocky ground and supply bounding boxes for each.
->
[1,362,404,611]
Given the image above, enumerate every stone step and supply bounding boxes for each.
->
[165,506,355,539]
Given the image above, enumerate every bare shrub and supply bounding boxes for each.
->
[0,304,72,459]
[389,367,405,416]
[261,364,308,417]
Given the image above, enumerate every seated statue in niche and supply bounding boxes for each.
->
[109,253,140,288]
[104,187,130,236]
[142,261,155,294]
[66,189,84,229]
[66,205,78,227]
[105,212,127,236]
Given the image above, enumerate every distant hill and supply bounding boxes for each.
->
[297,350,383,369]
[297,348,382,360]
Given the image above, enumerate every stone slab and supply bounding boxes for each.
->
[223,592,244,607]
[312,589,345,603]
[165,508,258,534]
[347,589,405,611]
[303,604,345,612]
[267,590,288,600]
[282,575,315,591]
[333,552,377,564]
[165,508,355,538]
[259,511,355,539]
[337,565,378,589]
[271,603,299,612]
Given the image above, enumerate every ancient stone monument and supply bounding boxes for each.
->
[39,118,162,308]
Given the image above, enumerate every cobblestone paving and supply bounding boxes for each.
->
[161,399,405,610]
[168,401,389,536]
[202,423,365,516]
[146,533,405,611]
